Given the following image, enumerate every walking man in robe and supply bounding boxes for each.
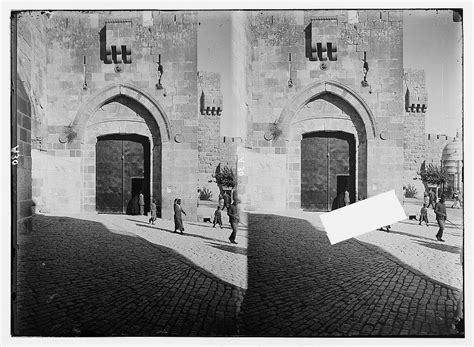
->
[228,198,240,244]
[434,195,447,242]
[223,191,231,212]
[428,189,437,209]
[174,198,187,235]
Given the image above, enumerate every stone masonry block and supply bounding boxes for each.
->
[388,11,402,22]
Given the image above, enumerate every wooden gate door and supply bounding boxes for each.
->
[301,132,355,211]
[96,134,149,213]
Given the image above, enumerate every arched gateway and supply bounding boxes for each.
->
[277,81,377,211]
[72,83,171,214]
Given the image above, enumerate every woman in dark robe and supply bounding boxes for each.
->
[331,192,345,211]
[174,198,187,234]
[126,194,140,215]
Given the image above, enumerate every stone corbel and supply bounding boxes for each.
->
[200,91,222,116]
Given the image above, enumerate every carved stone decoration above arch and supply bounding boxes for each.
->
[276,80,378,140]
[71,83,172,143]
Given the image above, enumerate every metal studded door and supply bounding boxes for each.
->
[96,134,150,213]
[301,131,355,211]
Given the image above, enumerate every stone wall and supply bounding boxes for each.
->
[425,134,453,165]
[15,80,33,232]
[197,71,222,200]
[220,136,241,168]
[243,10,405,209]
[198,136,241,203]
[21,10,200,219]
[15,12,49,231]
[198,71,222,176]
[403,69,427,195]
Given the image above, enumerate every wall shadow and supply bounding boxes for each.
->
[14,214,243,337]
[411,240,461,254]
[128,218,227,244]
[238,212,462,337]
[14,213,463,337]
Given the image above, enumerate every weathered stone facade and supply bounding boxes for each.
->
[197,71,222,198]
[240,10,406,210]
[16,10,203,220]
[14,9,456,220]
[15,12,49,232]
[403,69,428,194]
[425,134,454,165]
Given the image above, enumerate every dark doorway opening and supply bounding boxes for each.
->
[131,178,145,199]
[96,134,150,214]
[337,175,349,195]
[301,131,356,211]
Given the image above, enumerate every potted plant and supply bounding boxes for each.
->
[214,165,237,196]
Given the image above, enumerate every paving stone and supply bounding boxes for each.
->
[14,205,463,337]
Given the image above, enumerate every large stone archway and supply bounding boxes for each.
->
[282,81,374,210]
[74,84,171,213]
[277,80,377,141]
[72,83,172,144]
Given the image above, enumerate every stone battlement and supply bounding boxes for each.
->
[221,136,243,143]
[426,133,454,142]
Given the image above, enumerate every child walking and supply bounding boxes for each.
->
[213,206,223,229]
[419,203,429,226]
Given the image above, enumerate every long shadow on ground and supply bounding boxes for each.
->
[15,214,243,337]
[238,213,463,337]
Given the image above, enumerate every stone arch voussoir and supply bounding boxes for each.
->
[72,83,172,143]
[278,80,377,140]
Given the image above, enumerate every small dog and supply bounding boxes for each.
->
[203,217,212,223]
[408,215,417,221]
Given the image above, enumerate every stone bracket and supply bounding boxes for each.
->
[201,106,222,116]
[405,88,427,113]
[407,104,427,113]
[200,91,222,116]
[100,20,133,65]
[308,19,338,61]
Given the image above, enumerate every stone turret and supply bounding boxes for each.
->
[403,69,428,196]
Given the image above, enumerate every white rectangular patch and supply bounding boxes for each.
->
[320,190,407,245]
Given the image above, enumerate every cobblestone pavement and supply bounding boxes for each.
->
[14,202,464,337]
[240,210,463,337]
[357,202,463,290]
[15,214,245,336]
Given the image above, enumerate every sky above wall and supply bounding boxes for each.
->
[198,9,464,138]
[403,9,463,138]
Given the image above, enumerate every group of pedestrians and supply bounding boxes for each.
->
[212,192,239,244]
[169,191,240,244]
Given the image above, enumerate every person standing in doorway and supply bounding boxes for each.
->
[228,198,240,244]
[174,198,187,235]
[128,194,140,215]
[149,199,157,225]
[139,191,145,215]
[344,188,350,206]
[331,192,345,210]
[434,195,447,242]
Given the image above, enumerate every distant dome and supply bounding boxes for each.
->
[441,137,462,162]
